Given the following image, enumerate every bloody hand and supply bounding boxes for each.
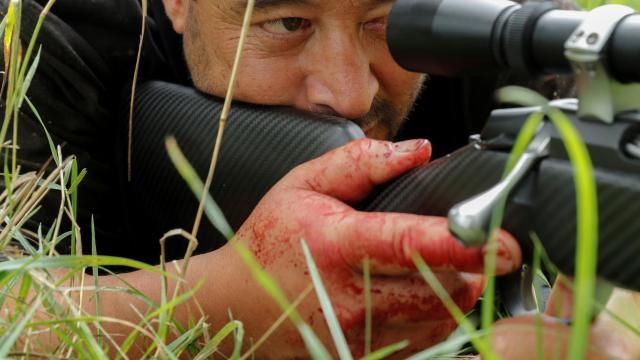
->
[219,138,522,357]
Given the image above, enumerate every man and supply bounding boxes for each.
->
[2,0,638,358]
[2,0,522,356]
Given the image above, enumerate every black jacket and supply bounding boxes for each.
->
[1,0,188,262]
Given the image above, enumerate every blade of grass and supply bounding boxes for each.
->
[7,217,36,254]
[3,0,56,180]
[2,0,16,69]
[0,0,21,211]
[297,323,333,360]
[0,299,41,357]
[165,137,233,239]
[16,46,41,109]
[16,270,31,314]
[70,160,81,253]
[127,0,147,181]
[411,252,497,360]
[301,239,352,360]
[240,285,313,360]
[532,241,544,360]
[0,255,165,275]
[0,7,11,101]
[190,0,256,237]
[2,150,12,220]
[50,324,92,359]
[502,87,598,359]
[26,315,162,352]
[126,278,205,357]
[360,340,408,360]
[194,320,242,360]
[157,229,199,346]
[406,329,489,360]
[362,257,372,356]
[157,242,170,352]
[166,318,206,354]
[231,317,244,360]
[1,1,20,136]
[530,233,559,280]
[90,217,102,348]
[68,168,86,196]
[32,276,110,359]
[15,0,57,93]
[0,256,38,289]
[495,86,549,108]
[544,105,598,360]
[0,14,8,88]
[0,157,71,242]
[497,86,598,360]
[231,242,332,359]
[482,111,545,337]
[48,148,70,256]
[142,284,203,328]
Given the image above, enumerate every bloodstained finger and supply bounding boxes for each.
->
[283,138,431,203]
[331,212,521,275]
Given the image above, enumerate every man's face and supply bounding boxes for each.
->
[164,0,425,140]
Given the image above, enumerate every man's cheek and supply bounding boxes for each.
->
[377,68,423,102]
[233,60,305,105]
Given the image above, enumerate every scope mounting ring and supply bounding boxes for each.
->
[564,5,640,123]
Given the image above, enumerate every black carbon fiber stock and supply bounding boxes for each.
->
[127,81,640,290]
[126,81,364,260]
[359,146,640,291]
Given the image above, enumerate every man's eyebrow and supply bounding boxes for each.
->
[232,0,394,13]
[255,0,315,9]
[231,0,315,14]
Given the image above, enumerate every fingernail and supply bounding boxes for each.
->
[393,139,427,153]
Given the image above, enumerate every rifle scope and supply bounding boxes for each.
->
[387,0,640,82]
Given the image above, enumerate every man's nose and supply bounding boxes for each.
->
[301,33,380,120]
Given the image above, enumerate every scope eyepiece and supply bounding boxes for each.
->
[387,0,640,82]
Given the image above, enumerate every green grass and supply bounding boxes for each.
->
[1,0,639,358]
[578,0,640,9]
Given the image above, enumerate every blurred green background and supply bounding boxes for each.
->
[577,0,640,9]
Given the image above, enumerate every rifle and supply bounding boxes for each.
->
[125,0,640,315]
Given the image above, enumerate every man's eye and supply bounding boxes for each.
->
[261,18,311,34]
[365,16,388,34]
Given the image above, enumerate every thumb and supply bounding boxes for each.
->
[282,138,431,203]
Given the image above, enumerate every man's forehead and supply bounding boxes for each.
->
[229,0,394,14]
